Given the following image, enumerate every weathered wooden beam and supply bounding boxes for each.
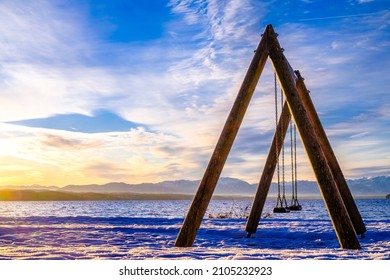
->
[246,101,291,236]
[267,26,361,249]
[175,25,271,247]
[295,70,366,236]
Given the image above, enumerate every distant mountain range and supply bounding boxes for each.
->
[0,176,389,200]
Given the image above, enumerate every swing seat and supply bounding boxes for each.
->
[289,204,302,211]
[273,207,290,213]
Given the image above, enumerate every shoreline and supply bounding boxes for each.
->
[0,189,386,201]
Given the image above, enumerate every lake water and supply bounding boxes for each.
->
[0,199,387,220]
[0,199,389,259]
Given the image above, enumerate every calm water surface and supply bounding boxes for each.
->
[0,199,388,221]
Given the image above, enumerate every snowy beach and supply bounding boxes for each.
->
[0,199,388,260]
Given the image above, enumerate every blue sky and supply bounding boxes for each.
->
[0,0,388,186]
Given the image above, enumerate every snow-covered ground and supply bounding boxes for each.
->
[0,200,388,259]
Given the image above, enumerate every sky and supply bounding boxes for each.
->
[0,0,389,187]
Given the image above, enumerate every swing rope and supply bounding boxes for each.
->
[289,120,302,210]
[294,124,298,201]
[273,73,289,213]
[274,72,282,208]
[280,89,288,209]
[290,119,296,203]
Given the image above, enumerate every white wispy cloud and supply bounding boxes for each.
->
[357,0,375,3]
[0,0,120,122]
[0,0,91,64]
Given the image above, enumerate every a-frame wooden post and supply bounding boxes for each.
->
[267,25,360,249]
[174,25,270,247]
[175,24,363,249]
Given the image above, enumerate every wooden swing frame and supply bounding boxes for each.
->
[175,25,366,249]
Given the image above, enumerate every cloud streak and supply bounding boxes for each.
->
[298,12,380,22]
